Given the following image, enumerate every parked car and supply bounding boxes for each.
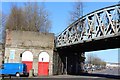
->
[83,66,89,73]
[0,63,28,77]
[96,66,102,70]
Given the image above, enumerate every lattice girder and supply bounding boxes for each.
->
[56,4,120,48]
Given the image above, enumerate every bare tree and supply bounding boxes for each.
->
[5,4,25,31]
[5,3,51,33]
[1,12,6,27]
[118,1,120,4]
[0,11,7,28]
[86,54,106,66]
[39,4,51,32]
[24,2,51,32]
[0,11,7,42]
[23,2,38,31]
[69,0,83,24]
[0,11,2,42]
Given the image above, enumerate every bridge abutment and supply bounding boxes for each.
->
[53,50,86,75]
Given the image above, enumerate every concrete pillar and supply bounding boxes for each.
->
[33,56,38,76]
[53,51,85,75]
[49,56,53,75]
[66,52,85,75]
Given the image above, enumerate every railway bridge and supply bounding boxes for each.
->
[53,4,120,75]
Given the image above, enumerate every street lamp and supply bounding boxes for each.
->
[66,56,67,75]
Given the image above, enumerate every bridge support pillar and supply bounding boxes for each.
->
[66,52,85,75]
[53,50,86,75]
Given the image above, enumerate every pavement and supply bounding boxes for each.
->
[1,74,120,80]
[1,68,120,80]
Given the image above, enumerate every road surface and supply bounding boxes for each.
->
[1,74,120,80]
[92,67,120,76]
[1,67,120,80]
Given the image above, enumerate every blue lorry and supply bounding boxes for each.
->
[0,63,28,77]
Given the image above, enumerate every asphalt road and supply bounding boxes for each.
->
[1,74,120,80]
[1,67,120,80]
[0,76,118,80]
[92,67,120,76]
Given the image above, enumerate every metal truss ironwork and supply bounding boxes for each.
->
[56,4,120,48]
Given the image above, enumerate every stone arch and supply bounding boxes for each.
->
[38,51,49,62]
[22,51,33,73]
[38,51,49,76]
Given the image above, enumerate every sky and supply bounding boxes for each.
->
[85,48,119,63]
[1,1,120,63]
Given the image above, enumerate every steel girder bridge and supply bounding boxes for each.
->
[53,4,120,75]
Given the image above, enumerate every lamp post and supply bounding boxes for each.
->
[66,56,67,75]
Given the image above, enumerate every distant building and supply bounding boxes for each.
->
[4,29,54,76]
[106,62,120,68]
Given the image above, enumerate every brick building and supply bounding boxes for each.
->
[4,30,54,76]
